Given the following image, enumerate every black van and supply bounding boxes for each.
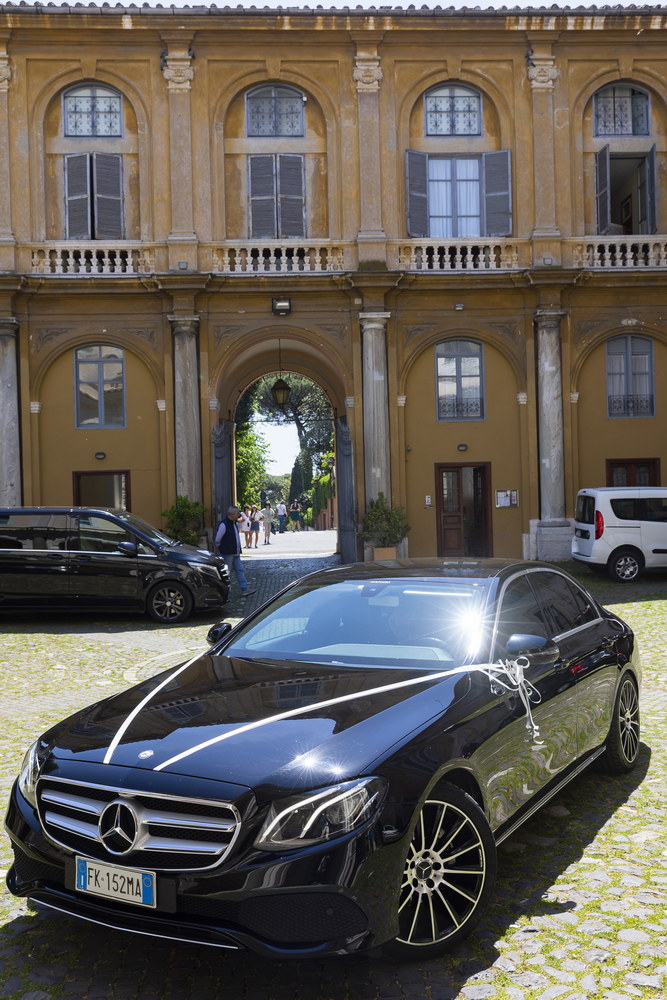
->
[0,507,230,624]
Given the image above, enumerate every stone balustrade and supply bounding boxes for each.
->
[28,243,157,275]
[393,239,523,271]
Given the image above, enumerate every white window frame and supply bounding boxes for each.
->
[63,85,123,138]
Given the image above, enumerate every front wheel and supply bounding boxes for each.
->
[601,675,640,774]
[146,581,193,624]
[607,548,643,583]
[382,785,497,961]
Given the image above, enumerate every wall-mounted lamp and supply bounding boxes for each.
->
[457,443,468,452]
[455,303,464,311]
[95,452,106,460]
[272,297,291,316]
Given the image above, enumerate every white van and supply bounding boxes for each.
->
[572,486,667,581]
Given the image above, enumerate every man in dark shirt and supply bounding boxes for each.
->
[214,505,256,597]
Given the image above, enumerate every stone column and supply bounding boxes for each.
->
[528,39,561,266]
[0,37,15,270]
[161,35,197,270]
[352,36,387,265]
[360,312,391,502]
[0,318,21,505]
[170,315,202,503]
[535,308,571,559]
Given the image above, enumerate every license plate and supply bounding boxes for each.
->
[76,857,156,908]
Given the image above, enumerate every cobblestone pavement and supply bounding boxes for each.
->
[1,542,665,1000]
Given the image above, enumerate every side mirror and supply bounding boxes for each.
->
[117,541,138,556]
[206,622,233,645]
[505,633,560,666]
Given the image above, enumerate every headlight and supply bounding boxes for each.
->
[254,777,386,851]
[18,740,45,808]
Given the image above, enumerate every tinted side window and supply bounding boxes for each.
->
[0,514,69,550]
[493,576,549,656]
[530,572,598,637]
[610,498,641,520]
[76,515,134,553]
[643,498,667,522]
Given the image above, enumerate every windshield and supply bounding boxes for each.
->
[225,578,489,669]
[113,511,175,547]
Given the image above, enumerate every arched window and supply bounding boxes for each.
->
[246,85,305,137]
[425,85,481,137]
[435,340,485,421]
[75,344,126,428]
[606,335,654,418]
[63,85,123,138]
[594,85,650,137]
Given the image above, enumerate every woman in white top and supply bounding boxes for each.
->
[239,505,252,549]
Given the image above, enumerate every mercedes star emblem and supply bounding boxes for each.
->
[99,800,139,855]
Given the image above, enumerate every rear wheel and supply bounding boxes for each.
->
[382,785,496,961]
[607,548,643,583]
[147,581,193,624]
[601,675,640,774]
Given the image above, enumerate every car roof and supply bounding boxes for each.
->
[293,557,556,588]
[0,506,123,515]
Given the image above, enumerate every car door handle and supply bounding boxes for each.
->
[73,554,93,562]
[46,553,65,561]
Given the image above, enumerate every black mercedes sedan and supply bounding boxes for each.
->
[5,559,641,960]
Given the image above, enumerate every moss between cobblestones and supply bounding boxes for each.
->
[1,571,666,1000]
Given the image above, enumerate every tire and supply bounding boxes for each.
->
[146,581,193,625]
[601,675,640,774]
[382,784,497,961]
[607,548,643,582]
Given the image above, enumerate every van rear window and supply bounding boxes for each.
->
[575,495,595,524]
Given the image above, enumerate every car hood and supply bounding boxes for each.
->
[44,652,470,797]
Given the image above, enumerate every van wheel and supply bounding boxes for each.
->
[607,548,643,583]
[147,581,193,624]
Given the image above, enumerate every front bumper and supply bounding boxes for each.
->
[5,780,400,958]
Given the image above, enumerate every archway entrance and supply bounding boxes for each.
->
[210,336,357,564]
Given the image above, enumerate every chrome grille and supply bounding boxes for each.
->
[36,777,241,872]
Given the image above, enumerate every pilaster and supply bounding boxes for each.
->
[0,317,21,505]
[352,35,387,266]
[169,314,202,503]
[360,311,391,503]
[161,34,198,271]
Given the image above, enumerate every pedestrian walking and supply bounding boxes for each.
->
[261,501,275,544]
[276,499,287,533]
[249,504,262,548]
[240,505,252,549]
[289,499,302,532]
[214,505,256,597]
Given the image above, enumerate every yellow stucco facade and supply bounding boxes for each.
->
[1,5,667,562]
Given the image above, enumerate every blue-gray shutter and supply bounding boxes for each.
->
[483,150,512,236]
[595,145,611,235]
[93,153,123,239]
[277,154,305,238]
[406,150,429,237]
[65,153,91,239]
[249,155,277,239]
[646,144,657,234]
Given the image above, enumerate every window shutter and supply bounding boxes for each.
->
[646,144,657,234]
[406,150,429,237]
[483,150,512,236]
[65,153,91,239]
[249,155,277,239]
[277,154,305,238]
[595,145,611,235]
[93,153,124,239]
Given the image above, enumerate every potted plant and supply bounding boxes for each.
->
[161,495,206,547]
[361,492,410,560]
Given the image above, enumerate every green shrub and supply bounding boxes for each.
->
[162,495,206,546]
[361,492,410,547]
